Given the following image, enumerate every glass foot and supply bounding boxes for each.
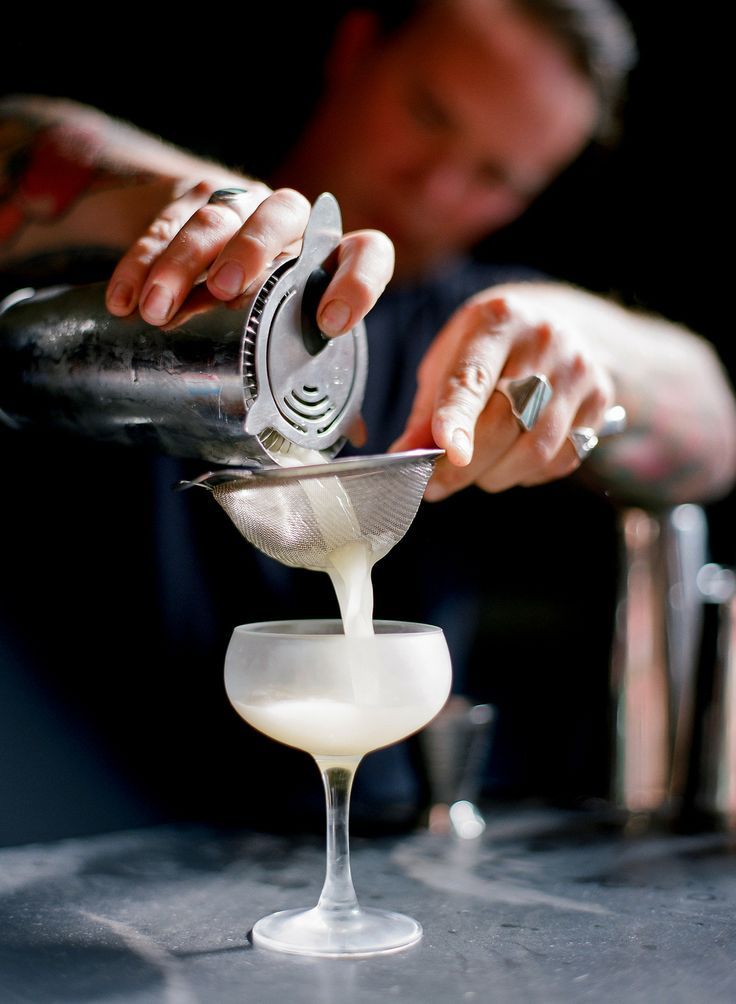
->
[251,905,422,958]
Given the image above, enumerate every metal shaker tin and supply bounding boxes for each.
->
[0,193,367,466]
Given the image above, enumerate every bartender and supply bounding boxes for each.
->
[1,0,734,841]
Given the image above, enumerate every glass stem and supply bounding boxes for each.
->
[315,757,361,916]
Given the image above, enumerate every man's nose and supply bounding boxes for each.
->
[411,155,469,208]
[399,138,469,207]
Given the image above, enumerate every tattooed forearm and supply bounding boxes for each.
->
[0,113,153,250]
[0,95,251,268]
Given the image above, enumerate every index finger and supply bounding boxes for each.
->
[393,296,512,463]
[206,188,311,299]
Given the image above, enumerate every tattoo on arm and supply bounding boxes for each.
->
[0,112,152,251]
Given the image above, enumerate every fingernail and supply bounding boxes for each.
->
[210,261,245,297]
[451,428,472,464]
[108,280,134,312]
[319,299,351,336]
[141,283,174,324]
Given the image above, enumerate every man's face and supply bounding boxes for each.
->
[284,0,598,279]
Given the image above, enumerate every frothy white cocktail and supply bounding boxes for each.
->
[226,621,451,759]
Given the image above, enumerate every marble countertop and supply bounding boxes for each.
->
[2,807,735,1003]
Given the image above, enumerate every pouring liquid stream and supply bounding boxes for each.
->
[274,445,382,637]
[272,445,387,709]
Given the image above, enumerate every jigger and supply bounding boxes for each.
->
[418,696,495,839]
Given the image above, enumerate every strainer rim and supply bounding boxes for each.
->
[178,448,444,490]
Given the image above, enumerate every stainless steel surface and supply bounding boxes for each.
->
[2,808,736,1002]
[198,449,443,571]
[0,193,367,466]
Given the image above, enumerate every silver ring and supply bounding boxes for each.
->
[569,404,627,460]
[207,187,250,206]
[597,404,627,438]
[497,373,553,432]
[569,426,599,460]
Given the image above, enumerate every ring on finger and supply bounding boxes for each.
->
[497,373,553,432]
[207,187,250,206]
[569,404,627,460]
[569,426,599,460]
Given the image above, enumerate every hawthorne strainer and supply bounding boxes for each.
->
[177,449,443,571]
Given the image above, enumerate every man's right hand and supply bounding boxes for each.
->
[105,181,394,336]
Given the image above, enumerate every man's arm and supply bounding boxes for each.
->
[0,95,393,334]
[392,281,736,506]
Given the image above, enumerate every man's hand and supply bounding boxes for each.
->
[105,181,394,333]
[391,287,615,499]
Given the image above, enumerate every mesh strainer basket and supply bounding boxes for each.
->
[178,449,443,571]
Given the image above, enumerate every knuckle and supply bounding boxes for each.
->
[364,228,395,258]
[268,187,311,217]
[341,232,395,292]
[554,349,589,387]
[534,321,554,352]
[344,228,395,267]
[459,299,489,328]
[475,472,504,494]
[194,203,232,230]
[189,179,216,200]
[588,385,610,415]
[569,351,588,378]
[237,230,270,256]
[221,231,271,276]
[128,231,170,267]
[146,215,179,246]
[525,433,558,467]
[449,358,495,401]
[467,293,512,327]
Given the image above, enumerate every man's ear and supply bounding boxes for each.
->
[326,10,383,86]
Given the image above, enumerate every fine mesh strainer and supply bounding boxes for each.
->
[177,449,443,571]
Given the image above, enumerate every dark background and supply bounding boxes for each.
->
[3,4,732,556]
[0,5,732,843]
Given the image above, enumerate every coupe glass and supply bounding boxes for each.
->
[225,619,452,957]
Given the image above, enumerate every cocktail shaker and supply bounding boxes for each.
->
[687,561,736,828]
[609,504,708,824]
[0,193,367,466]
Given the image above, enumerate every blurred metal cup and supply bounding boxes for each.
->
[610,505,707,824]
[418,696,495,838]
